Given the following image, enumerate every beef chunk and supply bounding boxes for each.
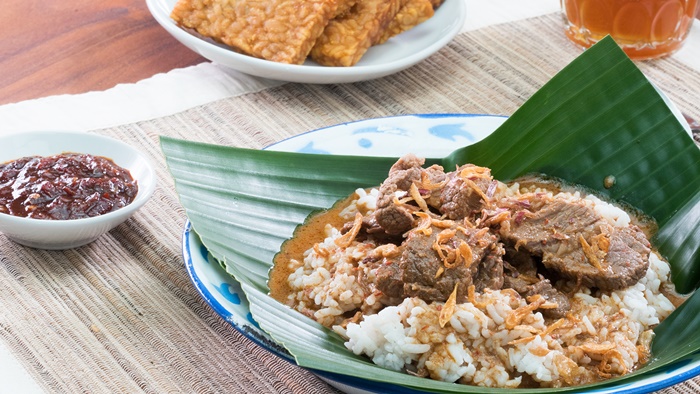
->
[502,255,539,295]
[503,274,535,296]
[385,153,425,189]
[503,245,539,278]
[374,256,404,299]
[400,227,466,302]
[366,158,654,319]
[375,223,505,303]
[343,214,404,244]
[473,245,505,292]
[439,164,493,220]
[374,154,446,235]
[374,158,422,235]
[599,226,651,290]
[524,277,571,319]
[498,195,650,290]
[502,251,571,319]
[500,277,571,319]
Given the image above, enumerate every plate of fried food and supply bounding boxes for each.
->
[146,0,466,83]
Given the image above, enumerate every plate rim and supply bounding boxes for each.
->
[265,113,507,152]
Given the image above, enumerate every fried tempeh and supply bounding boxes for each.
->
[334,0,359,17]
[375,0,435,44]
[310,0,403,67]
[171,0,337,64]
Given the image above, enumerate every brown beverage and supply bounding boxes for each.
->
[562,0,698,59]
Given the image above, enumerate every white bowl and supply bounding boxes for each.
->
[0,131,156,250]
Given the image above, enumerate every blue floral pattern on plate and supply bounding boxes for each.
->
[182,114,700,394]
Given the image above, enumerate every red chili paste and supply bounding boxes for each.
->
[0,153,138,220]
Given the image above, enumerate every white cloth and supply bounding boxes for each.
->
[0,1,698,391]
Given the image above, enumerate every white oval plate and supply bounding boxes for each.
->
[182,114,700,393]
[147,0,466,84]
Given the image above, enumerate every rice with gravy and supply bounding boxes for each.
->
[277,168,681,388]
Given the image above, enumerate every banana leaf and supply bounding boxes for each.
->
[161,36,700,392]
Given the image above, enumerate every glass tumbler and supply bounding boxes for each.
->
[561,0,699,60]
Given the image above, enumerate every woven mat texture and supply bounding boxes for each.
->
[1,12,699,394]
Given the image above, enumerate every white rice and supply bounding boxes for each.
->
[585,194,631,228]
[338,254,675,388]
[287,224,380,326]
[339,188,379,219]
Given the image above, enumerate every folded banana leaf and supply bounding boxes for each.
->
[161,36,700,392]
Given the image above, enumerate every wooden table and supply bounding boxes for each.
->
[0,0,204,106]
[0,1,698,107]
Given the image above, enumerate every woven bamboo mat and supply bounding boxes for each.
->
[1,12,698,393]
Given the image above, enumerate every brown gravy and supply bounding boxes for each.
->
[269,194,356,302]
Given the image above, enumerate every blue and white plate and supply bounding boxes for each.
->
[182,114,700,393]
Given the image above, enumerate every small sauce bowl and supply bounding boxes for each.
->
[0,131,156,249]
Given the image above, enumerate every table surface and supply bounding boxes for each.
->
[0,0,205,106]
[1,2,700,393]
[1,1,698,106]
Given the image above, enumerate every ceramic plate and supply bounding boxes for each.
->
[182,114,700,393]
[146,0,466,84]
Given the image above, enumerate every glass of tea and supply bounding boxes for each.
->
[561,0,699,60]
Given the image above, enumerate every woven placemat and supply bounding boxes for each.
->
[1,12,698,393]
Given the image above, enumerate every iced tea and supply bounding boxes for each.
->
[562,0,699,59]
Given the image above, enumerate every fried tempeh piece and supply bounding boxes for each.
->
[310,0,403,67]
[375,0,434,44]
[171,0,337,65]
[334,0,359,17]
